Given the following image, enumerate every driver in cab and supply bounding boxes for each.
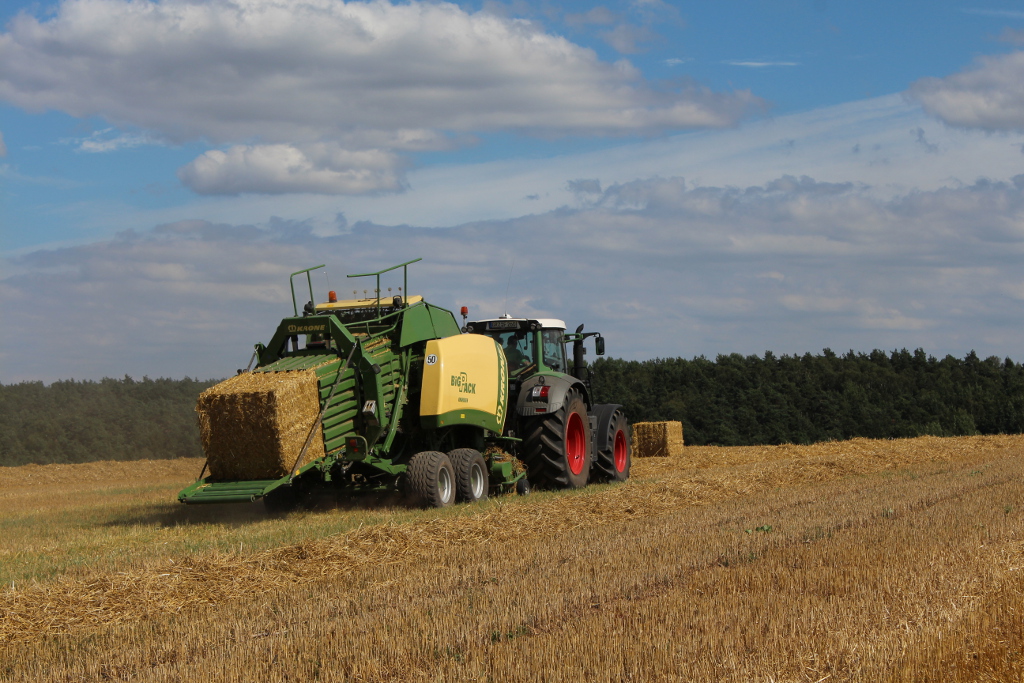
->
[503,333,531,373]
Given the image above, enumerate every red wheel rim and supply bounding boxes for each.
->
[566,412,586,475]
[613,429,628,472]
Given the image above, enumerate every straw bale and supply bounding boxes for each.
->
[632,421,684,458]
[196,370,325,480]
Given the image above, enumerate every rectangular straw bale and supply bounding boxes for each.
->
[196,370,325,480]
[632,421,684,458]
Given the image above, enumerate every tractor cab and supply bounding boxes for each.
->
[463,317,568,378]
[463,315,605,383]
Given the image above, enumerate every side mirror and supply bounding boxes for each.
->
[595,336,605,356]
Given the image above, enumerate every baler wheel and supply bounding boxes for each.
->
[594,408,631,482]
[521,387,591,489]
[408,450,456,508]
[449,448,488,503]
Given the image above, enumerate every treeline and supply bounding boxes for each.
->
[592,349,1024,446]
[4,348,1024,467]
[0,376,218,467]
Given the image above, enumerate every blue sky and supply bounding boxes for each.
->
[3,0,1024,382]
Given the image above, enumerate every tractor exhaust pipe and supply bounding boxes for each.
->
[572,324,587,382]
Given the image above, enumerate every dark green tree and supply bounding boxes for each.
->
[592,349,1024,446]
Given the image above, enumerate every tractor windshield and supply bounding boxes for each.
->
[495,330,535,375]
[541,329,567,372]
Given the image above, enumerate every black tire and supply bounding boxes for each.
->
[522,387,591,489]
[449,448,488,503]
[407,451,456,508]
[593,407,631,482]
[516,477,531,496]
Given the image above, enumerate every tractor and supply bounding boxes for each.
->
[462,315,631,489]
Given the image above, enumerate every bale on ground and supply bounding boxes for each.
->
[632,421,684,458]
[196,370,325,480]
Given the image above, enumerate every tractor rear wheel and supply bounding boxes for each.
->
[449,448,488,503]
[408,450,456,508]
[593,408,631,482]
[522,387,591,489]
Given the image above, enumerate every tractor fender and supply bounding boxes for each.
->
[590,403,623,452]
[591,404,623,436]
[515,374,589,417]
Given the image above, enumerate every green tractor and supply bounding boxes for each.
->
[462,315,631,489]
[178,260,629,511]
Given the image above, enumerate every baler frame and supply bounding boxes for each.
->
[179,260,527,508]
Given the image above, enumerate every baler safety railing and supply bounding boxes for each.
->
[290,264,326,316]
[346,258,422,316]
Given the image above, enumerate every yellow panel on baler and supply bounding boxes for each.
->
[420,335,508,433]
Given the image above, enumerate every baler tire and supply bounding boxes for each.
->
[407,451,456,508]
[521,387,591,489]
[449,448,488,503]
[594,409,631,482]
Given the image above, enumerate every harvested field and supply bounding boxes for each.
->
[1,435,1023,681]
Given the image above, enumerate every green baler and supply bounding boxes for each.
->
[179,260,526,510]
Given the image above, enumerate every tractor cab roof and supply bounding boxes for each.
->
[465,317,566,333]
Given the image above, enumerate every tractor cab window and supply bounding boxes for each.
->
[496,330,535,375]
[541,330,566,372]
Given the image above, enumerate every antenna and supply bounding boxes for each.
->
[503,256,515,318]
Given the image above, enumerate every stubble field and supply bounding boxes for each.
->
[1,435,1022,681]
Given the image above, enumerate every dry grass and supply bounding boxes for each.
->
[1,435,1022,681]
[0,457,464,585]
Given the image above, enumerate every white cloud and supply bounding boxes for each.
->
[998,28,1024,46]
[0,0,760,140]
[178,143,404,195]
[724,60,800,68]
[40,95,1024,236]
[601,23,658,54]
[564,7,618,27]
[567,178,602,197]
[6,175,1024,381]
[63,128,158,153]
[909,51,1024,131]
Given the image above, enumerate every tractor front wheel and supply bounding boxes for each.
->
[522,387,591,489]
[408,451,456,508]
[449,448,488,503]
